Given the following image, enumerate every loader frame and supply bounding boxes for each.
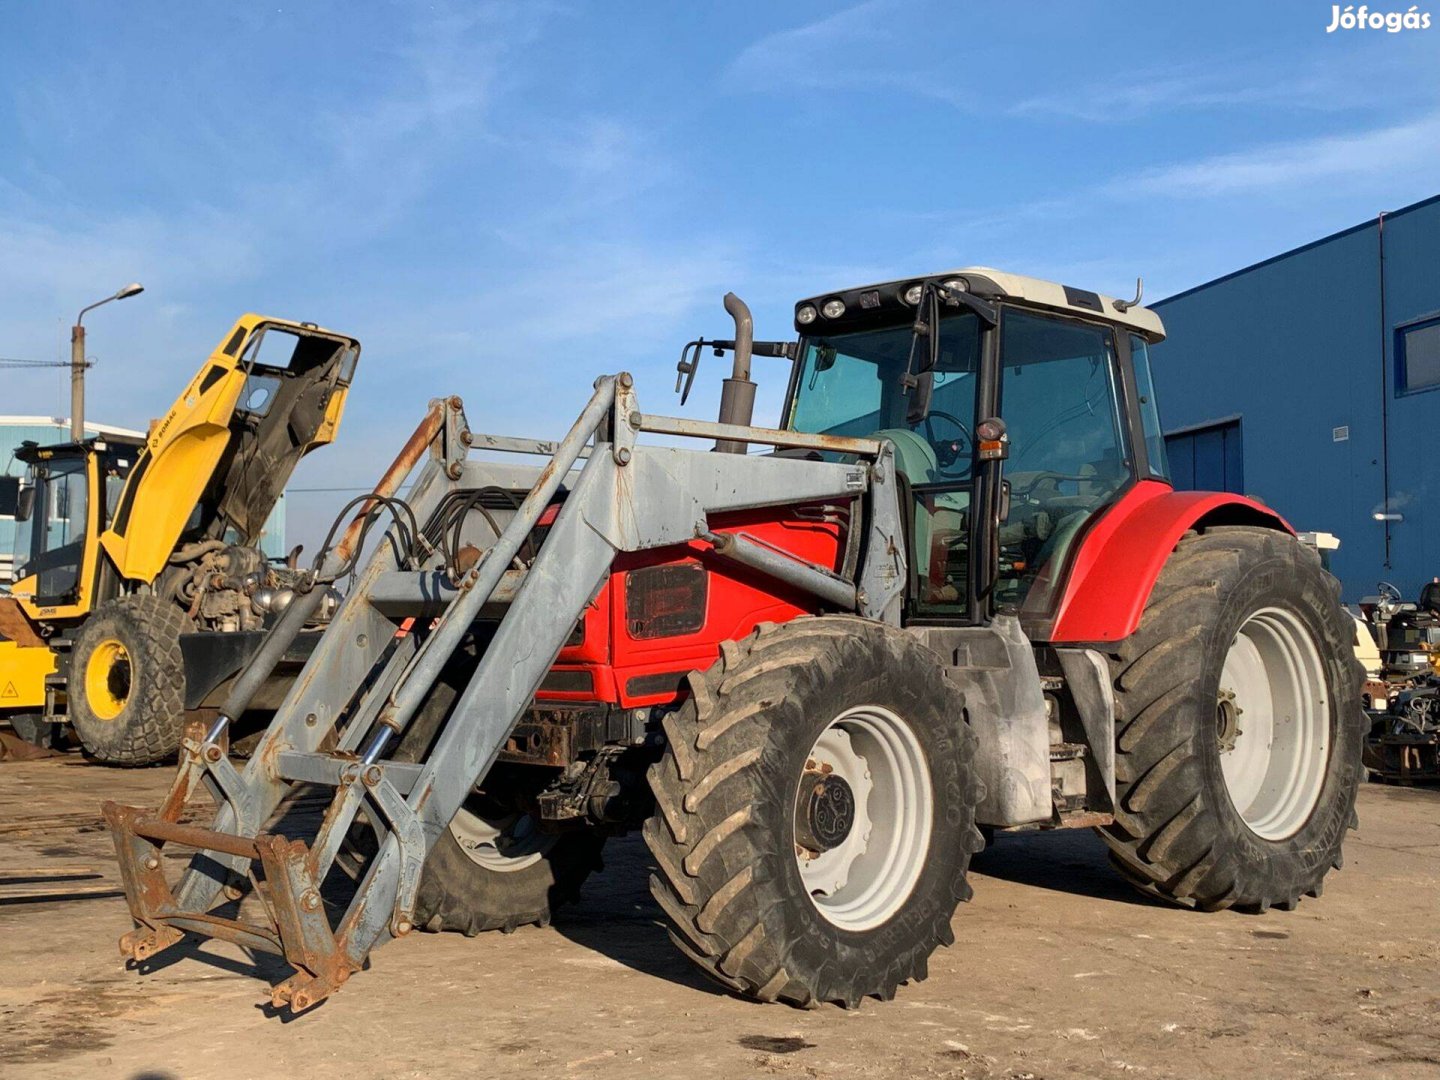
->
[104,374,908,1011]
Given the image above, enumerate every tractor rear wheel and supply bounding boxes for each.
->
[69,596,193,766]
[1100,526,1365,911]
[645,617,983,1008]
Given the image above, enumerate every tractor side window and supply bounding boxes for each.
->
[996,311,1131,614]
[1130,334,1170,479]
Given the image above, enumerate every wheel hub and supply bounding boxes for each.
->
[85,639,132,721]
[794,764,856,853]
[1215,688,1244,754]
[795,707,933,932]
[1217,607,1331,840]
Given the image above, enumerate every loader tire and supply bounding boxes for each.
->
[644,617,983,1008]
[390,636,605,936]
[1099,526,1365,911]
[69,596,193,766]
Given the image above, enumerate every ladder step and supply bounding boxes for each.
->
[367,567,527,618]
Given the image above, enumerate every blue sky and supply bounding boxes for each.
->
[3,0,1438,546]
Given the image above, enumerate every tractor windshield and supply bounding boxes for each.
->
[788,313,983,617]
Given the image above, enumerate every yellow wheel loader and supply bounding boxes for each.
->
[0,315,360,764]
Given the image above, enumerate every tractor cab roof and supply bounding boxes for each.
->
[793,266,1166,342]
[14,432,145,464]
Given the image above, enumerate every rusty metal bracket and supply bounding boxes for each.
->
[102,801,355,1012]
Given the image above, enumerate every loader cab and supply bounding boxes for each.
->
[9,437,142,606]
[782,269,1169,628]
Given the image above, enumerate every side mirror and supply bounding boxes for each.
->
[15,485,35,523]
[0,476,17,517]
[905,370,935,426]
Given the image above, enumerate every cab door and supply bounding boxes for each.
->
[990,309,1135,617]
[15,449,94,606]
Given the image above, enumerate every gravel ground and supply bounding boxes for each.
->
[1,758,1437,1080]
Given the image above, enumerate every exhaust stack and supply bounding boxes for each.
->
[714,292,756,453]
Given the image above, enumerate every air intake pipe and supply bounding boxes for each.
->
[714,292,756,453]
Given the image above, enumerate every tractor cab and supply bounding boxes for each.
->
[780,268,1170,628]
[8,435,143,607]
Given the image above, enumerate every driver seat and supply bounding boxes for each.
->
[873,428,967,604]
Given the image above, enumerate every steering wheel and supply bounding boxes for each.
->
[922,410,973,476]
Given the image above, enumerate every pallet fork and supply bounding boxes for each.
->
[103,374,905,1012]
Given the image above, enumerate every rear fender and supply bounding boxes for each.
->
[1047,480,1291,645]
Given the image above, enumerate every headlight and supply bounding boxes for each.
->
[941,277,967,292]
[821,298,846,319]
[795,304,817,325]
[902,284,923,305]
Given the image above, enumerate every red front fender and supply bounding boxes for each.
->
[1046,480,1291,645]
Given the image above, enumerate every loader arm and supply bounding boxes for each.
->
[99,315,359,585]
[102,374,906,1011]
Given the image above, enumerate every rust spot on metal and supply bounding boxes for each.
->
[333,402,445,564]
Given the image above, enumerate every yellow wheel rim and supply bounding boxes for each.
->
[85,639,132,721]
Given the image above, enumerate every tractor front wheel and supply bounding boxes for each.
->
[645,616,983,1007]
[69,596,193,766]
[388,637,606,936]
[1100,526,1365,911]
[414,801,606,936]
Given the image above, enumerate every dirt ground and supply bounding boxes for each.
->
[0,758,1436,1080]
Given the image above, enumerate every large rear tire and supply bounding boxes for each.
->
[645,617,983,1008]
[69,596,192,766]
[1099,527,1365,911]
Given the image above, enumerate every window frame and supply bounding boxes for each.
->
[1395,313,1440,397]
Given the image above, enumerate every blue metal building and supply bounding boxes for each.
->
[1151,194,1440,602]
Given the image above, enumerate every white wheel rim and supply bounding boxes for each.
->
[1217,606,1331,840]
[795,705,933,931]
[449,808,556,873]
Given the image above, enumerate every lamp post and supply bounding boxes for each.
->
[71,282,144,441]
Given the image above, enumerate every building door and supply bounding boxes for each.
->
[1165,418,1243,493]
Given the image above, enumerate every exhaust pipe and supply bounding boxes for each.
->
[714,292,756,453]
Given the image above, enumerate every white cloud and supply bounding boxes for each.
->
[727,1,894,87]
[1123,111,1440,197]
[1010,67,1354,124]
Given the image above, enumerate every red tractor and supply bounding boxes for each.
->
[104,268,1363,1012]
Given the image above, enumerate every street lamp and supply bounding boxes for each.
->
[71,282,144,441]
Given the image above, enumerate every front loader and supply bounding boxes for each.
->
[0,316,360,764]
[102,269,1364,1012]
